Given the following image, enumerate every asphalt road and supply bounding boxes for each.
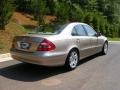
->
[0,42,120,90]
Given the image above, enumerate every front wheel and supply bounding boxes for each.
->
[65,49,79,70]
[101,42,108,55]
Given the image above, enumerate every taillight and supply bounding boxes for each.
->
[37,39,56,51]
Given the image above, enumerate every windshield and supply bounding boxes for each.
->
[29,24,68,35]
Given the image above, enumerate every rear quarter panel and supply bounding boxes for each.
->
[46,35,79,59]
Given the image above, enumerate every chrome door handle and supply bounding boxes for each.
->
[76,39,80,43]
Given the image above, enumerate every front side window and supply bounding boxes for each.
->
[71,24,87,36]
[83,25,97,36]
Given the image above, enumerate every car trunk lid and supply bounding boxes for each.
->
[12,35,46,52]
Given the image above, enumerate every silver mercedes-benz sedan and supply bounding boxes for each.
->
[10,22,108,70]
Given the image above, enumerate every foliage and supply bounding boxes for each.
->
[54,1,70,22]
[0,0,120,38]
[31,0,47,25]
[15,0,31,13]
[0,0,15,30]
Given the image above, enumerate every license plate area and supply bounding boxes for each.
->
[17,42,31,50]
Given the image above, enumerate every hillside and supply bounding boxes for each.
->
[0,12,57,53]
[11,12,56,27]
[0,22,26,53]
[11,12,37,26]
[0,12,36,53]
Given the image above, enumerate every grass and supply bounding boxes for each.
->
[108,37,120,41]
[0,22,27,54]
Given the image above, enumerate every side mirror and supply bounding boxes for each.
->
[95,32,102,37]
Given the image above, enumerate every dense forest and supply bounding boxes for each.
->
[0,0,120,38]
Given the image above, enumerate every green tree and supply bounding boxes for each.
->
[12,0,120,38]
[0,0,15,30]
[31,0,46,25]
[99,17,106,35]
[46,0,56,15]
[92,13,100,32]
[54,1,70,22]
[83,12,93,26]
[86,0,98,11]
[119,25,120,37]
[70,4,84,22]
[15,0,31,13]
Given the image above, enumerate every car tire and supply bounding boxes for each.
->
[65,49,79,70]
[101,42,108,55]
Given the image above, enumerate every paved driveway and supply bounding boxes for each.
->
[0,42,120,90]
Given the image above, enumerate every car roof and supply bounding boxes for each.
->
[67,22,88,26]
[58,22,88,35]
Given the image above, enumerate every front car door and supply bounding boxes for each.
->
[82,24,99,55]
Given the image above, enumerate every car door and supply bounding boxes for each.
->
[82,25,99,55]
[71,24,91,59]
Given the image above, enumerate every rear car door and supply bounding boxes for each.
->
[71,24,91,59]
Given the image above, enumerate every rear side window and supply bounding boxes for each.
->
[71,24,87,36]
[29,24,68,35]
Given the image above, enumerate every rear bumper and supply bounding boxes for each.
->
[10,49,67,66]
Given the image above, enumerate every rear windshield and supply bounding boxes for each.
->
[29,24,68,35]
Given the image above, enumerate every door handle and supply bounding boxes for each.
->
[76,39,80,43]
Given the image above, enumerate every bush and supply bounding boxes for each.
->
[70,4,84,22]
[0,0,15,30]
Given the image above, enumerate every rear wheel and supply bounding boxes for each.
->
[65,49,79,70]
[101,42,108,55]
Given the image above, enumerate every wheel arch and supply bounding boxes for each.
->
[64,47,80,70]
[66,47,80,61]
